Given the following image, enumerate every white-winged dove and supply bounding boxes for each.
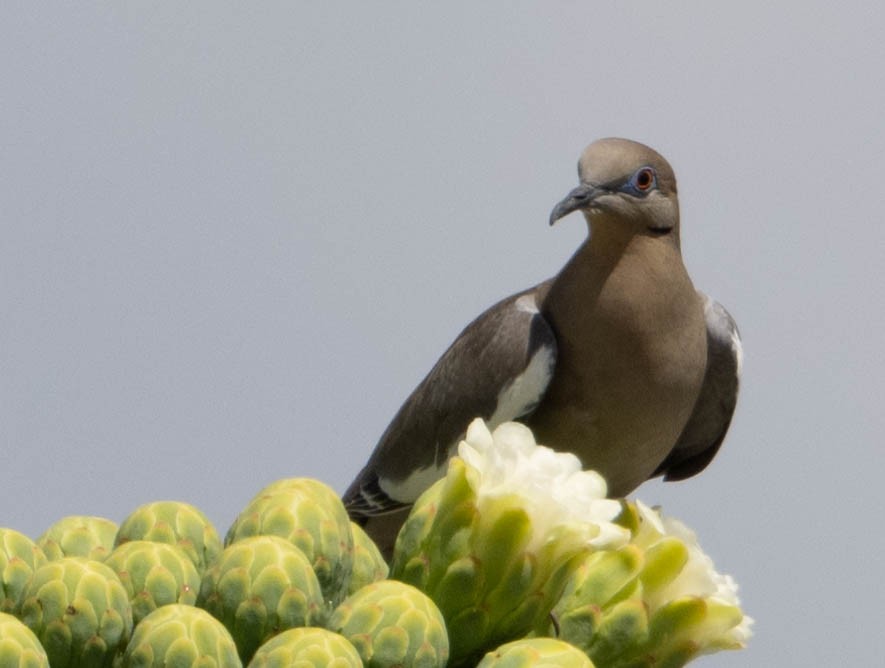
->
[344,138,742,554]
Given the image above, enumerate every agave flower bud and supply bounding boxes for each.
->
[347,522,388,595]
[478,638,595,667]
[225,478,354,607]
[327,579,448,668]
[548,500,752,667]
[0,611,50,668]
[0,528,47,613]
[198,535,326,663]
[19,557,133,668]
[121,604,241,668]
[37,516,117,562]
[115,501,222,574]
[247,627,362,668]
[392,419,628,665]
[104,540,200,625]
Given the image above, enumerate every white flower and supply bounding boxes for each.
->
[635,500,754,647]
[457,418,629,551]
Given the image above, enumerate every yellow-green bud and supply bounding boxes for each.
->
[247,627,362,668]
[115,501,222,574]
[225,478,354,608]
[37,516,117,562]
[347,522,388,595]
[478,638,595,667]
[104,540,200,625]
[198,535,325,663]
[121,604,241,668]
[19,557,133,668]
[0,528,47,614]
[328,579,448,668]
[0,611,50,668]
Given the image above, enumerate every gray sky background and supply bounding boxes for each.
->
[2,3,883,665]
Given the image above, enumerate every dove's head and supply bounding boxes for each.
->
[549,138,680,244]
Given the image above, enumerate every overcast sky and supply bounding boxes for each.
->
[2,3,883,665]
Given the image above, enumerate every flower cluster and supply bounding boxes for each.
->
[391,419,750,666]
[0,418,750,668]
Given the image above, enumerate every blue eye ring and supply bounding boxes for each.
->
[630,166,656,193]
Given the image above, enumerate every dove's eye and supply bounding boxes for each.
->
[631,167,656,192]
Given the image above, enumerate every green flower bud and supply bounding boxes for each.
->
[121,604,241,668]
[541,545,644,646]
[37,516,117,562]
[547,500,751,667]
[225,479,353,607]
[580,599,649,668]
[328,579,448,668]
[104,541,200,625]
[19,557,133,668]
[115,501,222,574]
[347,522,388,595]
[0,611,50,668]
[198,535,325,663]
[247,627,362,668]
[0,528,47,614]
[391,420,628,666]
[477,638,595,667]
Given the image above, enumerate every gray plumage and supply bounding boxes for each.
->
[655,294,741,481]
[344,284,557,517]
[344,138,741,554]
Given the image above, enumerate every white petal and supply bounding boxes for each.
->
[455,418,629,552]
[465,418,494,451]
